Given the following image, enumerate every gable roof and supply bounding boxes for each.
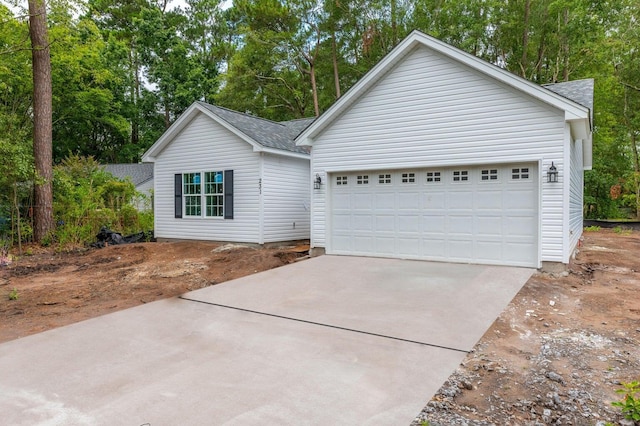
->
[296,30,592,146]
[543,79,594,112]
[142,102,312,162]
[103,163,153,186]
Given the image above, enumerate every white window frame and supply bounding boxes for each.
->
[183,171,225,218]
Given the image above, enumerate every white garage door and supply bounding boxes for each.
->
[329,164,538,267]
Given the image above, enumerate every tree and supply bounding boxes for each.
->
[28,0,54,242]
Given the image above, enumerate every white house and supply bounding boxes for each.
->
[142,102,312,244]
[296,30,593,268]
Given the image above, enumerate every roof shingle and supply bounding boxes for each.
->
[196,102,312,155]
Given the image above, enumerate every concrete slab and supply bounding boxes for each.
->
[186,256,534,351]
[0,298,465,425]
[0,256,533,425]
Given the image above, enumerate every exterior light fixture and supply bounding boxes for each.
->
[547,162,558,183]
[314,173,322,189]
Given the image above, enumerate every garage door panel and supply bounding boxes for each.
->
[448,215,474,235]
[398,215,421,232]
[505,216,536,236]
[422,215,446,233]
[503,242,535,263]
[397,192,421,209]
[332,214,351,232]
[422,239,447,257]
[352,214,373,231]
[447,239,474,259]
[475,216,502,235]
[423,192,446,209]
[397,238,421,256]
[375,215,395,232]
[353,236,374,252]
[505,189,535,208]
[475,241,503,261]
[476,191,503,209]
[374,237,396,255]
[448,191,474,209]
[353,193,373,209]
[329,163,538,267]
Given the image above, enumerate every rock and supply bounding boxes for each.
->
[546,371,565,385]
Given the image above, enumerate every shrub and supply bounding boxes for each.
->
[612,381,640,423]
[52,155,153,248]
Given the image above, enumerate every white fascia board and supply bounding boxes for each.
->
[257,146,310,160]
[296,30,590,146]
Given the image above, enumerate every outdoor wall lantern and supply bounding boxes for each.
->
[314,173,322,189]
[547,162,558,183]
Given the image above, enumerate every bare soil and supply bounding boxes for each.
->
[414,229,640,426]
[0,241,307,343]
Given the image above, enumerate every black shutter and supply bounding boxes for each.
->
[224,170,234,219]
[174,174,182,218]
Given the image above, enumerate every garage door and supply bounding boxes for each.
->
[329,164,538,267]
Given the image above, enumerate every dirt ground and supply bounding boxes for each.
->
[0,241,307,343]
[414,229,640,425]
[1,231,639,425]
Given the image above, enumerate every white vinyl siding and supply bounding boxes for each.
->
[310,45,567,264]
[153,113,261,242]
[261,154,310,242]
[569,138,584,258]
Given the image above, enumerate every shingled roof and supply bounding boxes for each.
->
[196,102,313,155]
[543,79,594,112]
[103,163,154,187]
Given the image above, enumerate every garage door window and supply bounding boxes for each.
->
[426,171,441,183]
[401,172,416,183]
[511,168,530,180]
[481,169,498,181]
[336,176,348,185]
[378,174,392,184]
[357,175,369,185]
[452,170,469,182]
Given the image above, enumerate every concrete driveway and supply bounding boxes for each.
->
[0,256,533,425]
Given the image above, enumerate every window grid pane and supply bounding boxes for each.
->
[205,171,224,217]
[426,171,441,183]
[453,170,468,182]
[336,176,348,185]
[401,172,415,183]
[378,174,391,184]
[357,175,369,185]
[184,173,202,216]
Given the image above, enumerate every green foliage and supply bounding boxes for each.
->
[8,288,19,301]
[584,225,601,232]
[613,226,632,235]
[612,381,640,422]
[52,155,153,247]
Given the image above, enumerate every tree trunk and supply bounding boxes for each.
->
[28,0,54,243]
[520,0,530,77]
[13,184,22,254]
[332,32,341,99]
[562,8,570,81]
[310,61,319,117]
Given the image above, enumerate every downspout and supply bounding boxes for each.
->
[562,123,572,263]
